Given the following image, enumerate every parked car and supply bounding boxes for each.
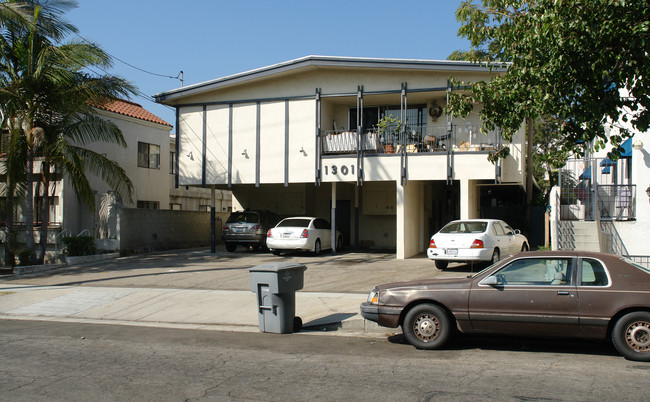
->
[361,251,650,361]
[222,210,282,252]
[267,217,342,256]
[427,219,529,269]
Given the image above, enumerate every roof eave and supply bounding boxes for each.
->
[154,55,508,104]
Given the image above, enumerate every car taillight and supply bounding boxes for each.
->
[301,229,308,238]
[252,225,261,230]
[267,229,272,238]
[429,239,436,248]
[222,226,229,232]
[470,239,484,248]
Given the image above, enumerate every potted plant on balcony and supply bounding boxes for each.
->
[377,115,404,154]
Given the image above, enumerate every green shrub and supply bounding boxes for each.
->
[62,236,96,256]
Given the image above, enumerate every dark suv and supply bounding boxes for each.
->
[222,210,282,252]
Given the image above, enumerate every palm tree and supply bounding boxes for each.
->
[0,0,135,264]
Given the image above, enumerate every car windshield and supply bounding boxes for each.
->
[226,212,259,224]
[621,257,650,274]
[277,218,311,228]
[440,221,487,234]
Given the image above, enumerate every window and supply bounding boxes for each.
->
[441,221,487,234]
[137,201,159,209]
[170,150,176,174]
[314,218,330,229]
[277,218,310,228]
[492,222,506,236]
[170,203,181,210]
[35,197,59,226]
[491,258,574,286]
[227,212,260,224]
[138,142,160,169]
[580,258,609,286]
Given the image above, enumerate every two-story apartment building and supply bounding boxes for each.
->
[155,56,526,258]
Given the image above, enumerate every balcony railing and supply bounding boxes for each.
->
[559,158,636,221]
[321,124,503,155]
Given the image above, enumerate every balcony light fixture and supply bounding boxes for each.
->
[241,149,248,158]
[186,151,193,160]
[633,140,644,151]
[646,185,650,198]
[299,147,305,154]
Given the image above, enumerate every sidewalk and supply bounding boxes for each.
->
[0,283,388,337]
[0,248,470,337]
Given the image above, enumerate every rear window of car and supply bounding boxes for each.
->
[226,212,259,224]
[277,218,311,228]
[440,221,487,234]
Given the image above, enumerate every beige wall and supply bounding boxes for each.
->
[64,111,172,235]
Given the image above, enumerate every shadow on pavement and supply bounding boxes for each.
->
[387,333,619,358]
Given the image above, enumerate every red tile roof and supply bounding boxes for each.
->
[97,99,172,127]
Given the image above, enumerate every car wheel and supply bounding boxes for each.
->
[612,311,650,361]
[402,303,451,350]
[313,239,321,256]
[435,260,448,270]
[490,249,500,265]
[521,243,529,252]
[225,243,236,252]
[336,236,343,252]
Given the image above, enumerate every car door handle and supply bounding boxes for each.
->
[557,291,570,295]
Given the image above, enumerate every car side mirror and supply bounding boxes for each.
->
[482,276,498,286]
[514,229,521,235]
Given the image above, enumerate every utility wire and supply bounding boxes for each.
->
[73,32,183,86]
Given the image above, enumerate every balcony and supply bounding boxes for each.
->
[321,123,504,155]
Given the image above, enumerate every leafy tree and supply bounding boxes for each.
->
[0,0,135,264]
[447,0,650,159]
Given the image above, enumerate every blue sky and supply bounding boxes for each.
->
[68,1,471,131]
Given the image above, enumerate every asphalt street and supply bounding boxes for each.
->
[3,319,646,401]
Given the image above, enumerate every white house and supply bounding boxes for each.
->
[155,56,527,259]
[551,102,649,262]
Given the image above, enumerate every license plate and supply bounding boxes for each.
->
[445,248,458,256]
[282,233,291,238]
[233,227,244,233]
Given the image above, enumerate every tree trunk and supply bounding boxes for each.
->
[37,162,49,264]
[525,118,535,238]
[5,184,15,267]
[25,146,36,265]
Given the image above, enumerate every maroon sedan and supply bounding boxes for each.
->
[361,251,650,361]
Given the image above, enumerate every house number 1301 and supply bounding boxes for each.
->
[324,164,355,176]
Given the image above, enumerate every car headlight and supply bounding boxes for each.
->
[367,287,379,304]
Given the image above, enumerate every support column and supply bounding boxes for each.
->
[460,179,480,220]
[354,186,359,248]
[396,181,423,259]
[331,182,337,254]
[210,185,216,253]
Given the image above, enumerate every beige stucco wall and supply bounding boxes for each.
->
[64,111,172,235]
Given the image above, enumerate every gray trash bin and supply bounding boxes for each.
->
[249,262,307,334]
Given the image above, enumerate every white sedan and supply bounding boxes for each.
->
[267,217,342,256]
[427,219,529,269]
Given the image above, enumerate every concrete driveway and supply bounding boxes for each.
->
[0,247,480,292]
